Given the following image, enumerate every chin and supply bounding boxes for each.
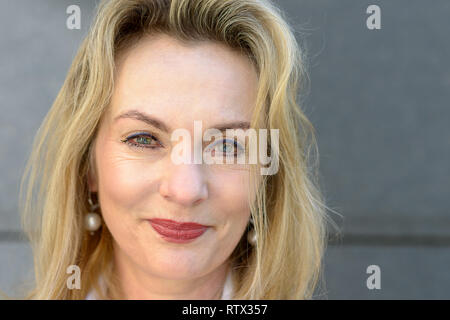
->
[143,253,211,279]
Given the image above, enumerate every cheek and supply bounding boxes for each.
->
[95,140,161,214]
[217,169,252,209]
[213,170,252,233]
[96,141,151,198]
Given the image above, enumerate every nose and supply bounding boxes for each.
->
[159,162,208,207]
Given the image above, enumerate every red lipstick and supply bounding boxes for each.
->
[148,218,209,243]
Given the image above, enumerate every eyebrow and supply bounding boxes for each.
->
[114,109,250,132]
[114,110,170,133]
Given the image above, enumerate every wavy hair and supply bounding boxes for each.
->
[19,0,331,299]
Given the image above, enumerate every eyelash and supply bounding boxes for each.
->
[121,133,244,156]
[208,139,244,157]
[121,132,162,149]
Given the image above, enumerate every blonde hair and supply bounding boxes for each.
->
[19,0,331,299]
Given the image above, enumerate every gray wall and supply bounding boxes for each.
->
[1,0,449,299]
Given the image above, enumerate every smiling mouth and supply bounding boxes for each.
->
[148,218,209,243]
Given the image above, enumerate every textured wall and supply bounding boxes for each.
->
[1,0,449,299]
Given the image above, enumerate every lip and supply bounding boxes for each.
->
[148,218,209,244]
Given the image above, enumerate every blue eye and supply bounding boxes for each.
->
[121,132,162,149]
[207,139,244,157]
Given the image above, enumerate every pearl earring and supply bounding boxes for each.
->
[85,192,102,235]
[247,216,257,246]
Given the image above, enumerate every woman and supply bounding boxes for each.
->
[20,0,329,299]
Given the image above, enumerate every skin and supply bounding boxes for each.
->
[88,33,259,299]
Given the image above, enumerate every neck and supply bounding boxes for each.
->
[112,242,231,300]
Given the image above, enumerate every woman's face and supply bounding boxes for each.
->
[88,33,259,281]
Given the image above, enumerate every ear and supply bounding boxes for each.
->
[87,140,98,192]
[87,167,98,192]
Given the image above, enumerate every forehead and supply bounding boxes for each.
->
[109,33,258,127]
